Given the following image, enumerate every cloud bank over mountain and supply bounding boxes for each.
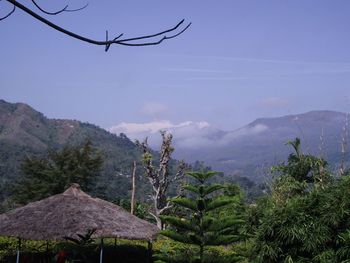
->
[108,111,348,182]
[108,120,269,149]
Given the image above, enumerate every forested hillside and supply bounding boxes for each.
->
[0,100,149,205]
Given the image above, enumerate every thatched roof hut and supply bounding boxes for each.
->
[0,184,158,241]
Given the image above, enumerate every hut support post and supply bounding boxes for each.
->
[46,241,49,263]
[147,240,153,263]
[16,238,21,263]
[99,238,104,263]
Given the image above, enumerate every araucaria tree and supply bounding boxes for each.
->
[136,131,186,229]
[12,140,103,204]
[159,171,244,263]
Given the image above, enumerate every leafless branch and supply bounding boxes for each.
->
[31,0,88,15]
[117,21,191,44]
[149,211,158,221]
[171,161,186,183]
[3,0,191,51]
[158,202,173,215]
[0,4,15,21]
[64,3,89,13]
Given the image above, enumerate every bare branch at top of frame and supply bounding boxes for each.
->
[31,0,88,15]
[4,0,191,51]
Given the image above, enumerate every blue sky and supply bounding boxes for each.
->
[1,0,350,131]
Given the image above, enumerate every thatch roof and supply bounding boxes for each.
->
[0,184,158,241]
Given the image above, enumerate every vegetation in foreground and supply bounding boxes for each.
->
[1,137,350,262]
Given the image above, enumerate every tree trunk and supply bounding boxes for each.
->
[155,216,163,230]
[130,161,136,215]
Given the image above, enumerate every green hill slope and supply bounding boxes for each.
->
[0,99,148,205]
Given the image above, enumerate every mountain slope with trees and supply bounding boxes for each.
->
[170,111,349,182]
[0,99,145,205]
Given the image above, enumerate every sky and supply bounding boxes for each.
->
[1,0,350,133]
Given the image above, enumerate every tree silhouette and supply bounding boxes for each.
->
[0,0,191,51]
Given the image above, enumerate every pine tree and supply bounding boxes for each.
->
[158,171,244,263]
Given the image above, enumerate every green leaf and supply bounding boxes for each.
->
[205,234,239,246]
[186,171,220,183]
[206,196,237,211]
[172,197,197,211]
[183,184,200,195]
[160,215,197,231]
[159,230,195,244]
[208,217,244,232]
[202,184,224,196]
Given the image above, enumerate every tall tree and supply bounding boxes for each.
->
[158,171,244,263]
[12,140,103,204]
[136,131,186,229]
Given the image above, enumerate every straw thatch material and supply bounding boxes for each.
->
[0,184,158,241]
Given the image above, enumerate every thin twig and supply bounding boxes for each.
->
[63,3,89,13]
[31,0,88,15]
[118,19,189,43]
[0,4,15,21]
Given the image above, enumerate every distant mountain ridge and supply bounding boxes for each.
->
[170,110,349,180]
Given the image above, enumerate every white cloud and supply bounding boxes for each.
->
[109,120,211,143]
[110,120,174,135]
[108,121,268,150]
[220,124,269,144]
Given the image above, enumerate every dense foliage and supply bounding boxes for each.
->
[2,117,350,263]
[11,140,103,204]
[248,138,350,262]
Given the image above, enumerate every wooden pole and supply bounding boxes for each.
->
[16,238,21,263]
[46,241,49,263]
[130,161,137,215]
[147,240,153,263]
[99,238,104,263]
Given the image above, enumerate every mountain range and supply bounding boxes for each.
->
[110,111,350,182]
[0,99,349,206]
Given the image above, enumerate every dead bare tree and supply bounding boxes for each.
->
[0,0,191,51]
[136,131,186,229]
